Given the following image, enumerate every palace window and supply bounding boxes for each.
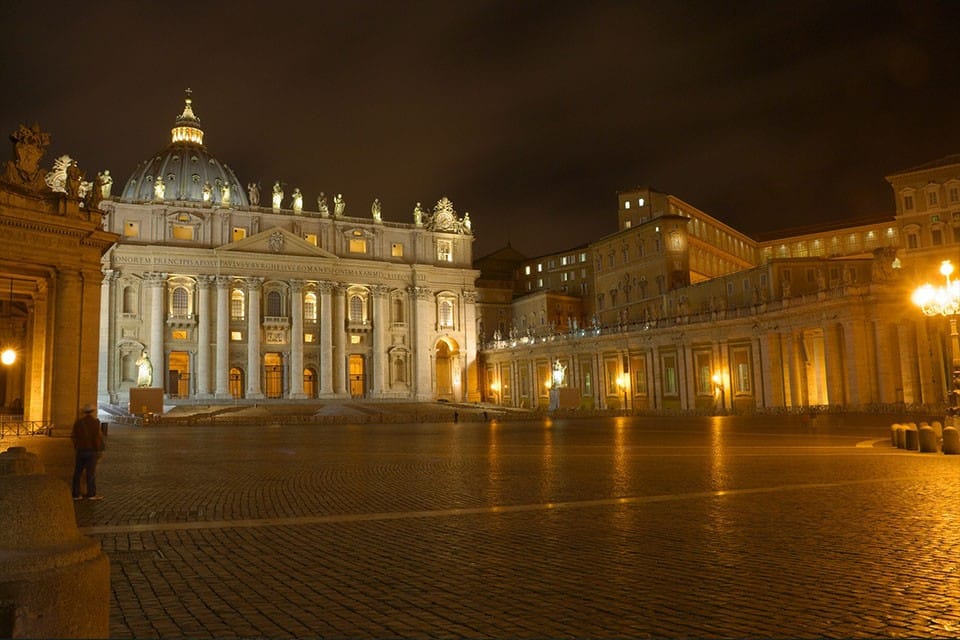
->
[171,286,189,317]
[695,352,712,396]
[122,285,137,315]
[951,187,959,203]
[391,243,403,257]
[438,299,454,328]
[349,238,367,254]
[304,292,317,321]
[731,347,752,394]
[232,227,247,241]
[904,195,914,210]
[437,240,453,262]
[928,191,939,206]
[124,221,140,237]
[266,291,283,317]
[392,298,405,324]
[662,354,678,396]
[349,295,364,323]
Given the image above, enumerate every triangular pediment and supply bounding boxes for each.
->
[218,227,337,258]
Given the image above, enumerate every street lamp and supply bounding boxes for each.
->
[912,259,960,421]
[617,374,628,412]
[712,372,725,413]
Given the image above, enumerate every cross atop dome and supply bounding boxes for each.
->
[171,88,204,145]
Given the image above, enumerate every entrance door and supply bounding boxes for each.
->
[349,355,365,398]
[168,351,190,398]
[229,367,244,399]
[304,368,317,398]
[264,353,283,399]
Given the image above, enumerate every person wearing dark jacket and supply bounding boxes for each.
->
[71,404,104,500]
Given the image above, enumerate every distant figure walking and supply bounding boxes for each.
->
[71,404,104,500]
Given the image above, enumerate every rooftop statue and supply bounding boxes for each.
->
[371,197,382,222]
[317,192,329,217]
[154,175,165,201]
[413,201,424,226]
[202,181,213,203]
[220,181,231,207]
[2,123,50,190]
[272,181,283,211]
[292,188,303,214]
[247,182,260,206]
[334,193,345,217]
[86,173,104,210]
[98,170,113,198]
[462,212,472,233]
[45,154,74,193]
[65,160,82,199]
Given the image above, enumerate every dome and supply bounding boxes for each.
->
[121,91,249,207]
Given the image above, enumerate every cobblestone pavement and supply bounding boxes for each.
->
[5,413,959,638]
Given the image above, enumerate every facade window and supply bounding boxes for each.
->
[951,187,959,203]
[231,289,245,320]
[605,359,620,395]
[928,191,938,206]
[695,352,712,395]
[391,243,403,257]
[662,354,678,396]
[232,227,247,241]
[580,253,587,262]
[536,278,543,288]
[230,331,243,341]
[172,224,194,240]
[171,286,189,317]
[349,238,367,254]
[304,292,317,321]
[630,355,646,396]
[904,195,914,210]
[439,299,454,328]
[731,347,752,394]
[953,227,960,243]
[524,265,531,275]
[907,233,919,249]
[932,229,943,245]
[349,295,364,322]
[624,201,631,209]
[304,233,318,246]
[437,240,453,262]
[266,291,282,317]
[123,221,140,237]
[392,298,405,324]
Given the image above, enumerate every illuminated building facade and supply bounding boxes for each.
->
[98,94,479,405]
[480,159,960,414]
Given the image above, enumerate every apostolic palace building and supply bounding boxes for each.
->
[1,91,959,424]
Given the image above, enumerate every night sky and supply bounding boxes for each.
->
[2,0,958,259]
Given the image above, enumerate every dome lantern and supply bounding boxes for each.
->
[170,88,204,145]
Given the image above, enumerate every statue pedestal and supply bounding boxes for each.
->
[129,387,164,416]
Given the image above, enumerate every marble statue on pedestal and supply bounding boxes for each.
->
[317,192,329,217]
[272,181,283,211]
[247,182,260,206]
[371,197,382,222]
[292,188,303,214]
[334,193,345,217]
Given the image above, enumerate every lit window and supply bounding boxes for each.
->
[904,195,914,210]
[230,331,243,341]
[349,238,367,253]
[171,330,187,340]
[123,221,140,237]
[304,292,317,321]
[349,295,364,322]
[391,243,403,257]
[232,227,247,241]
[928,192,938,206]
[304,333,315,343]
[304,233,318,246]
[537,263,543,272]
[171,286,189,316]
[439,299,454,328]
[524,265,531,275]
[266,291,282,316]
[172,224,194,240]
[624,201,631,209]
[350,335,361,344]
[638,198,644,206]
[437,240,453,262]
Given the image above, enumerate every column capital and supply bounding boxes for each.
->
[244,276,265,291]
[215,275,233,288]
[197,274,216,288]
[462,289,477,304]
[143,271,168,286]
[101,268,119,283]
[407,285,432,300]
[370,284,390,298]
[334,282,349,295]
[290,279,304,294]
[317,280,335,295]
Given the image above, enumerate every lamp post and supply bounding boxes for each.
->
[617,374,628,412]
[912,259,960,422]
[712,372,725,413]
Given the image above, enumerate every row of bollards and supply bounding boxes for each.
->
[891,421,960,454]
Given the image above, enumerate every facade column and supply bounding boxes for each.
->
[318,281,334,395]
[409,285,433,400]
[50,269,101,428]
[289,279,306,398]
[214,276,231,399]
[246,277,264,399]
[874,319,902,405]
[896,321,920,405]
[823,322,847,407]
[25,289,48,423]
[463,290,479,402]
[784,330,801,408]
[98,269,118,404]
[146,272,167,386]
[333,283,348,396]
[370,285,389,396]
[196,275,213,398]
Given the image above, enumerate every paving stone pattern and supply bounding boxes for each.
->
[8,414,959,638]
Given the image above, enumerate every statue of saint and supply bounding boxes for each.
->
[65,160,82,198]
[247,182,260,206]
[153,175,165,201]
[292,188,303,214]
[462,212,471,232]
[333,193,345,217]
[371,197,382,222]
[317,192,329,217]
[86,174,103,210]
[220,182,231,207]
[136,351,154,388]
[413,201,424,226]
[552,359,566,387]
[99,170,113,198]
[272,181,283,211]
[202,181,213,203]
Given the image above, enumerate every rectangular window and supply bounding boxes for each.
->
[932,229,943,245]
[304,333,315,343]
[624,201,631,209]
[951,187,959,202]
[907,233,919,249]
[524,265,531,275]
[304,233,318,246]
[695,352,712,395]
[350,335,361,345]
[391,243,403,257]
[350,238,367,253]
[731,347,752,394]
[580,253,587,262]
[904,195,914,210]
[928,192,938,206]
[437,240,452,262]
[537,263,543,272]
[171,330,187,341]
[630,355,646,396]
[232,227,247,241]
[123,221,140,237]
[172,224,194,240]
[230,331,243,341]
[605,358,620,395]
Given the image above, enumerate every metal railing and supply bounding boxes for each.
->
[0,417,55,438]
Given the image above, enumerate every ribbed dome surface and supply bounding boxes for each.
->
[120,92,249,207]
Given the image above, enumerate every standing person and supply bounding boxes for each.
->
[71,404,104,500]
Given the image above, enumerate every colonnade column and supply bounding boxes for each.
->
[214,276,231,399]
[146,272,167,382]
[897,321,921,405]
[463,290,479,402]
[370,285,389,396]
[196,275,213,398]
[289,279,306,399]
[246,277,264,399]
[98,269,117,404]
[333,283,347,396]
[318,281,334,395]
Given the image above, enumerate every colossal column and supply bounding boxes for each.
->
[146,272,167,380]
[370,285,389,395]
[214,276,231,399]
[98,269,118,404]
[196,275,213,398]
[332,283,347,395]
[318,281,334,395]
[246,277,264,399]
[463,290,479,402]
[289,279,306,399]
[408,285,433,400]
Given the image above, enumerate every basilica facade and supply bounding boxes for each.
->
[98,94,479,406]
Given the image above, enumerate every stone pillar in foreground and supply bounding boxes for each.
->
[0,447,110,638]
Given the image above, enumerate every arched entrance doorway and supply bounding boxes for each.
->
[229,367,244,399]
[303,367,317,398]
[434,338,460,401]
[264,353,283,399]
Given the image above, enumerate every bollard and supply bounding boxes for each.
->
[0,447,110,638]
[931,421,943,438]
[890,423,900,447]
[904,426,919,451]
[918,426,939,453]
[895,425,906,449]
[944,427,960,455]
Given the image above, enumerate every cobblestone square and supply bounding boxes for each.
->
[7,413,959,638]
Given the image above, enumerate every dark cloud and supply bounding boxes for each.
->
[2,0,958,258]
